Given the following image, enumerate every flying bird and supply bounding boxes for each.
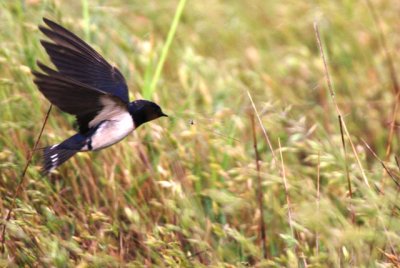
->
[33,18,167,174]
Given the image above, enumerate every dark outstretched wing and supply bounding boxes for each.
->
[33,62,127,133]
[39,17,129,103]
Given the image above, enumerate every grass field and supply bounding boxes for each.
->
[1,0,400,266]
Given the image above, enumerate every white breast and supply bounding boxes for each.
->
[88,112,135,150]
[82,96,135,151]
[89,96,127,128]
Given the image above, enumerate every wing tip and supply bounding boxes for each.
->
[31,68,45,80]
[36,61,57,75]
[39,39,52,47]
[43,17,56,28]
[41,18,56,34]
[39,25,52,37]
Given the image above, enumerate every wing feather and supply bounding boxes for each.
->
[39,18,129,103]
[33,62,127,133]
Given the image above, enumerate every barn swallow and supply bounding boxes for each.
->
[32,18,167,174]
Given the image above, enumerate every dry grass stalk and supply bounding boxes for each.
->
[362,139,400,189]
[338,115,355,224]
[0,105,52,253]
[247,90,277,164]
[314,22,370,189]
[249,111,268,259]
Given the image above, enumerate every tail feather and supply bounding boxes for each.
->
[42,145,77,174]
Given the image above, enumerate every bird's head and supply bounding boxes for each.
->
[129,100,168,128]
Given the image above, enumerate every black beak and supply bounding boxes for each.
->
[162,113,168,117]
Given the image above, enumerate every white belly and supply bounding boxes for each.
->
[84,111,135,151]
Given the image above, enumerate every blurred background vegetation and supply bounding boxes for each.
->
[1,0,399,266]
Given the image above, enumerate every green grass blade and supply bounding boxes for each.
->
[82,0,90,41]
[144,0,187,99]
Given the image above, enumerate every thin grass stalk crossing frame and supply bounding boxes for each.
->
[362,139,400,189]
[247,90,277,163]
[0,105,52,253]
[338,115,355,224]
[249,112,268,259]
[313,22,370,189]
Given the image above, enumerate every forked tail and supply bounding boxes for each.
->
[42,145,77,175]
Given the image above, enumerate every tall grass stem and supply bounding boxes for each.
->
[313,22,370,189]
[250,112,268,259]
[146,0,187,99]
[0,105,52,253]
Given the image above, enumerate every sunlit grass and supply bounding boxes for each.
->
[0,0,399,267]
